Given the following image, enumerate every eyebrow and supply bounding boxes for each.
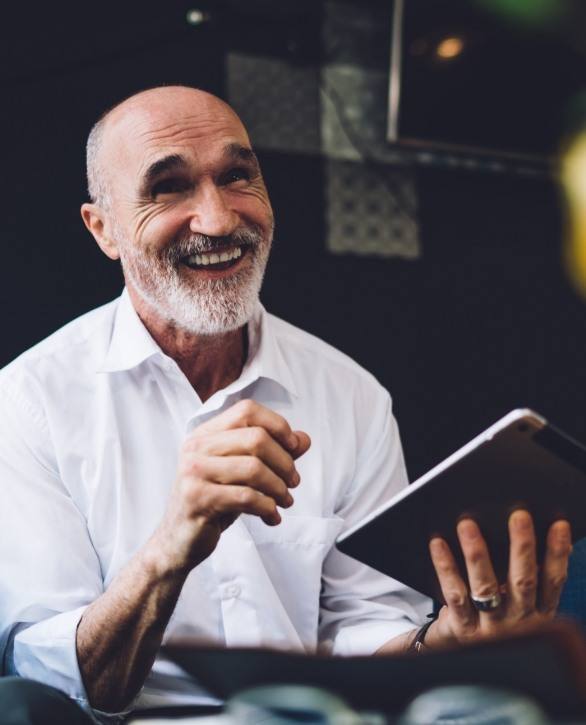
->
[140,154,188,196]
[139,144,261,197]
[222,143,261,172]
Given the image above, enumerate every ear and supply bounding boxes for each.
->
[81,203,120,260]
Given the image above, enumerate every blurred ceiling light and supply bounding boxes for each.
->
[561,132,586,297]
[186,9,210,26]
[436,36,465,60]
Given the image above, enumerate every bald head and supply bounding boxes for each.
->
[81,84,274,337]
[86,86,246,210]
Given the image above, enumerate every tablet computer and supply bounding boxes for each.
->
[336,409,586,601]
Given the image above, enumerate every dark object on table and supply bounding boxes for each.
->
[164,622,586,721]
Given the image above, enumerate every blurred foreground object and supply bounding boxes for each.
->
[561,129,586,296]
[398,684,548,725]
[226,685,370,724]
[164,621,586,721]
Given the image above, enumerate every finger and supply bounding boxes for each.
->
[189,427,299,487]
[457,518,501,618]
[197,482,282,526]
[290,430,312,460]
[181,453,294,509]
[507,510,538,616]
[540,519,572,616]
[429,537,476,627]
[191,399,300,453]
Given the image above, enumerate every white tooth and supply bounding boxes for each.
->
[195,255,202,265]
[186,255,197,264]
[236,247,242,258]
[210,253,219,264]
[220,252,229,262]
[201,254,210,265]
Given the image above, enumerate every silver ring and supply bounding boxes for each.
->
[470,592,502,612]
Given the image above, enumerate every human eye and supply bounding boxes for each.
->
[151,177,192,199]
[221,167,253,186]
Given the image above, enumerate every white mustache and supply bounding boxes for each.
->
[166,228,263,261]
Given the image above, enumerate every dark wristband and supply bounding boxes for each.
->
[408,614,436,654]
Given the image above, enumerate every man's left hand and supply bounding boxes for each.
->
[424,510,572,649]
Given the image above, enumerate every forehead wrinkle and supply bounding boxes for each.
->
[103,106,251,195]
[138,118,248,147]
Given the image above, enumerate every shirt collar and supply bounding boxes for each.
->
[241,302,299,398]
[97,289,299,397]
[97,288,162,373]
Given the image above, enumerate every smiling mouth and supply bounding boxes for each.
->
[181,245,246,271]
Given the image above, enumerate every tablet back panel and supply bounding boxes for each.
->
[337,413,586,600]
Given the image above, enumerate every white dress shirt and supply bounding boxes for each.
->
[0,289,429,718]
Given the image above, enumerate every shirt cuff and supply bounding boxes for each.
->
[11,606,139,723]
[330,617,419,656]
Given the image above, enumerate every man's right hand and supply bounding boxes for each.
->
[151,399,311,575]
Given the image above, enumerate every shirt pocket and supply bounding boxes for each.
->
[242,515,345,643]
[244,514,344,548]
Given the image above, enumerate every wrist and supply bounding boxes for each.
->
[408,616,437,654]
[421,614,459,651]
[141,530,192,583]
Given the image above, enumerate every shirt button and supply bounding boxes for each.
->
[223,583,241,599]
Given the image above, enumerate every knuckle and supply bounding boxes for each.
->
[511,575,537,594]
[237,487,256,506]
[180,479,208,511]
[235,398,257,419]
[194,485,213,509]
[466,547,486,566]
[183,454,207,478]
[552,541,572,558]
[445,590,468,610]
[548,572,568,591]
[248,427,268,453]
[182,430,206,454]
[244,456,263,479]
[435,559,454,577]
[515,539,534,557]
[178,452,196,476]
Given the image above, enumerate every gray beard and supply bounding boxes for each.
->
[116,226,271,336]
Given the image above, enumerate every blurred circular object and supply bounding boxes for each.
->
[227,684,364,724]
[398,684,549,724]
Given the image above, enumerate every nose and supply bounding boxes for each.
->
[188,182,239,238]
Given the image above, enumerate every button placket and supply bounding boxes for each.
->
[211,521,262,646]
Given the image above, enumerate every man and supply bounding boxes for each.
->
[0,86,572,721]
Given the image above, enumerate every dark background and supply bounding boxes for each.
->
[1,0,585,480]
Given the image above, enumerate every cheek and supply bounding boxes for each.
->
[133,207,186,249]
[236,190,274,231]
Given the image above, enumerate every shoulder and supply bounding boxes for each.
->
[0,298,119,411]
[265,311,391,405]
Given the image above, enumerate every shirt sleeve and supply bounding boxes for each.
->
[319,389,432,655]
[0,379,103,707]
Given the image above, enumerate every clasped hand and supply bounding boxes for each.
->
[153,400,311,574]
[425,511,572,648]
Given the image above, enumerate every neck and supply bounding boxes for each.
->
[127,287,248,402]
